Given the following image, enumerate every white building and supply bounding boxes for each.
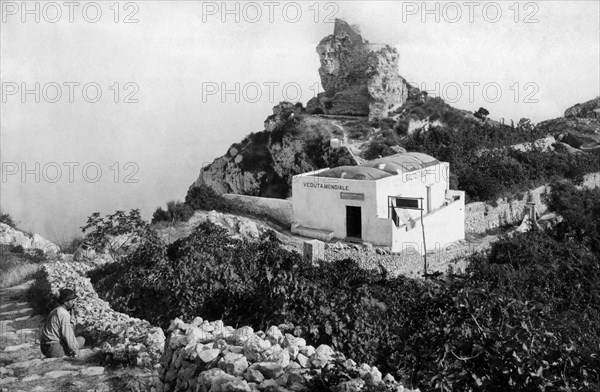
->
[290,152,465,254]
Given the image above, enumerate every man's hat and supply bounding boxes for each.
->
[58,289,76,304]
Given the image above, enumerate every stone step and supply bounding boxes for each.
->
[0,301,29,310]
[0,307,34,319]
[2,342,34,353]
[5,358,43,370]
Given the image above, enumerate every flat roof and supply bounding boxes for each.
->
[314,152,439,180]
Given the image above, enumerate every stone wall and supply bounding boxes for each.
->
[159,318,415,392]
[222,194,293,228]
[465,171,600,234]
[42,260,165,367]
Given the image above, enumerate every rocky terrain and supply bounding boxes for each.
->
[0,264,161,392]
[537,96,600,150]
[0,223,60,258]
[306,19,413,119]
[190,18,600,201]
[189,19,422,198]
[0,222,428,392]
[159,319,416,392]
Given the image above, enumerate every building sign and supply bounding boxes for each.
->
[303,182,349,191]
[340,192,364,200]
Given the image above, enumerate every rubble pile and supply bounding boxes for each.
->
[42,261,165,367]
[159,318,415,392]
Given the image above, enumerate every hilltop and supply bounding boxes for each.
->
[189,19,600,202]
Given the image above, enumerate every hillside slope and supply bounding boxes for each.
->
[188,18,600,202]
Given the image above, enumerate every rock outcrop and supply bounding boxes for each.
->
[0,223,60,257]
[307,19,410,119]
[190,102,361,197]
[536,96,600,150]
[564,96,600,119]
[156,210,277,244]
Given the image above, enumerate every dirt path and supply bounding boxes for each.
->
[0,281,157,392]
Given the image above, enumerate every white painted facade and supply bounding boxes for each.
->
[291,153,465,253]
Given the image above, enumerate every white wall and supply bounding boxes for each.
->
[391,191,465,254]
[375,162,450,220]
[291,175,377,240]
[291,162,455,246]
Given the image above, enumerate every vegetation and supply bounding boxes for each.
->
[386,98,600,203]
[0,244,46,288]
[0,210,16,228]
[81,209,150,263]
[185,184,234,213]
[151,200,194,225]
[58,236,84,254]
[88,180,600,390]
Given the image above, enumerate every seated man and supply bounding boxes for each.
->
[40,288,85,358]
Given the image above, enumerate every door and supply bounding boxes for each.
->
[346,206,362,239]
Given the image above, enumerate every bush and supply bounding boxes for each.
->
[0,211,16,228]
[151,201,194,225]
[81,209,150,264]
[27,268,55,315]
[59,236,84,254]
[185,185,234,213]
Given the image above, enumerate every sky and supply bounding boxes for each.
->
[1,0,599,243]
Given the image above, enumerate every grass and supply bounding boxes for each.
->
[0,245,44,288]
[0,263,41,288]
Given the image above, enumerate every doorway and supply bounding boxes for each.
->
[346,206,362,239]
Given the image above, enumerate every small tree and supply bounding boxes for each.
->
[0,210,16,228]
[474,107,489,121]
[81,209,150,263]
[516,118,534,133]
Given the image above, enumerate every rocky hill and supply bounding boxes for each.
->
[305,19,413,119]
[536,96,600,150]
[189,18,600,202]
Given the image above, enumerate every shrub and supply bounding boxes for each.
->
[81,209,150,263]
[27,268,55,315]
[0,211,16,228]
[59,236,84,254]
[185,185,234,213]
[151,201,194,225]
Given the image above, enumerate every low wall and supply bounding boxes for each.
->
[159,318,415,392]
[223,194,293,228]
[393,192,465,254]
[465,171,600,234]
[41,260,165,367]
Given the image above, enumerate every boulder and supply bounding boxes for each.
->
[219,352,249,376]
[249,362,284,379]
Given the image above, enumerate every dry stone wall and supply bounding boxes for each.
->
[42,260,165,367]
[465,171,600,234]
[159,318,416,392]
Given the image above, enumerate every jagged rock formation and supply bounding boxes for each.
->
[306,19,410,119]
[0,223,60,257]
